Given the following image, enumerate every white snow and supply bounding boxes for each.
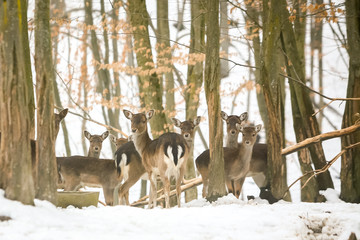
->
[0,188,359,240]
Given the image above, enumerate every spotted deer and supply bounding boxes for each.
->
[196,124,262,199]
[84,130,109,158]
[221,111,277,203]
[109,134,146,205]
[56,156,120,206]
[123,109,189,208]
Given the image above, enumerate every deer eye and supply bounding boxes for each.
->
[252,133,255,137]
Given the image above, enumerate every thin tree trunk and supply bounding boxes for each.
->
[51,0,71,156]
[220,0,229,78]
[260,0,289,200]
[35,0,58,204]
[340,0,360,203]
[184,0,205,202]
[204,0,227,202]
[0,0,35,205]
[128,0,168,138]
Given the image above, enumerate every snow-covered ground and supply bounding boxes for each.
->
[0,188,359,240]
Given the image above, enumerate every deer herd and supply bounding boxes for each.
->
[46,108,277,208]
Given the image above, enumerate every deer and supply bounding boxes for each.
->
[109,134,146,205]
[196,123,262,199]
[84,130,109,158]
[221,111,277,203]
[171,116,201,149]
[123,109,189,208]
[56,156,120,206]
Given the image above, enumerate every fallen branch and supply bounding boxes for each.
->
[131,178,203,207]
[282,142,360,199]
[281,123,360,156]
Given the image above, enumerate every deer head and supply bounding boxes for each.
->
[84,130,109,158]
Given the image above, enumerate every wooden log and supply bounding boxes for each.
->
[131,178,203,207]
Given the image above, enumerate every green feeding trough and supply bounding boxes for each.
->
[57,191,100,208]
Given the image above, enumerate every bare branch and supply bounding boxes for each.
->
[282,122,360,156]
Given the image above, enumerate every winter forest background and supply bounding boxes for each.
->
[0,0,360,239]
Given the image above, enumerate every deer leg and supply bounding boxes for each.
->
[148,172,157,209]
[163,177,171,208]
[226,180,234,196]
[234,177,246,199]
[176,176,182,208]
[119,176,141,206]
[103,187,114,206]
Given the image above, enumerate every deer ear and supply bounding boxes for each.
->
[84,130,91,140]
[236,123,243,132]
[220,111,228,121]
[239,112,248,122]
[255,124,262,133]
[194,116,201,126]
[171,118,181,128]
[109,134,117,144]
[102,131,109,140]
[59,108,68,119]
[146,110,155,120]
[123,109,133,120]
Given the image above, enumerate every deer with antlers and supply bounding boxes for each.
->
[123,109,189,208]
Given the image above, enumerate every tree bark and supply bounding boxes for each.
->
[340,0,360,203]
[260,0,289,200]
[278,0,334,190]
[184,0,206,203]
[204,0,227,202]
[0,0,35,205]
[35,0,58,204]
[220,0,229,78]
[128,0,168,138]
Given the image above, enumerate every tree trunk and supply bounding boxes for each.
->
[260,0,289,200]
[128,0,168,138]
[35,0,58,204]
[340,0,360,203]
[278,0,334,191]
[50,0,71,156]
[184,0,205,202]
[0,0,35,205]
[204,0,227,202]
[220,0,229,78]
[157,0,175,124]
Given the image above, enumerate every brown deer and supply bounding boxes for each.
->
[84,130,109,158]
[30,108,68,181]
[171,116,201,148]
[109,135,146,205]
[56,156,120,206]
[123,109,189,208]
[196,124,261,199]
[221,111,277,203]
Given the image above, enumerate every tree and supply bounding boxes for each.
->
[340,0,360,203]
[0,0,35,205]
[259,0,289,200]
[34,0,58,204]
[127,0,168,137]
[184,0,206,202]
[204,0,227,202]
[278,0,334,192]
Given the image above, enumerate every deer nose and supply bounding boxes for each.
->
[94,147,99,151]
[184,133,190,138]
[132,128,137,133]
[245,140,250,145]
[231,130,236,135]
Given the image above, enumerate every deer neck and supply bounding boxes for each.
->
[226,133,239,148]
[238,143,254,165]
[132,130,152,157]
